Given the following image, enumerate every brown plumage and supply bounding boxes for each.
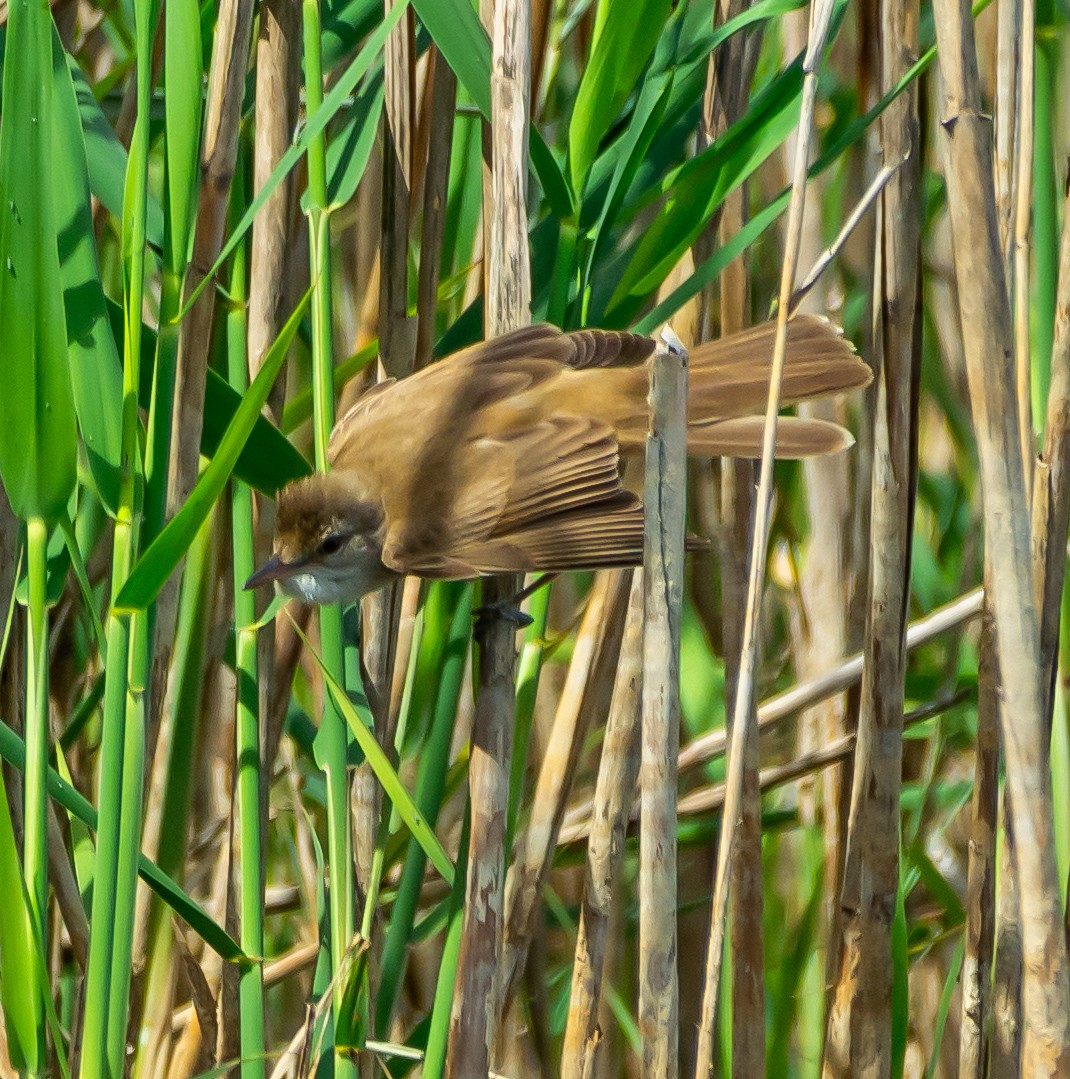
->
[246,316,871,603]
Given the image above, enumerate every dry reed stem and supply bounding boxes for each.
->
[562,571,645,1078]
[959,607,999,1076]
[1012,0,1036,496]
[379,0,417,379]
[1031,182,1070,714]
[445,0,530,1071]
[932,0,1070,1067]
[703,10,764,1071]
[415,50,457,370]
[638,331,688,1077]
[693,8,837,1069]
[249,0,301,785]
[822,0,921,1069]
[499,571,628,1008]
[993,0,1020,259]
[674,692,963,817]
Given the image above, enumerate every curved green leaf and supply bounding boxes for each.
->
[114,289,311,612]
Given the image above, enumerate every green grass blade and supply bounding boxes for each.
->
[164,0,204,273]
[0,0,78,523]
[298,66,385,214]
[567,0,671,195]
[51,31,124,515]
[296,622,456,885]
[69,62,165,250]
[608,59,804,308]
[114,288,311,612]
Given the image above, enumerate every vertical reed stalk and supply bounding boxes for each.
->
[932,0,1070,1066]
[23,516,49,1061]
[823,0,920,1065]
[693,3,838,1072]
[80,0,154,1061]
[228,171,267,1078]
[446,0,531,1070]
[303,0,356,1071]
[639,335,687,1077]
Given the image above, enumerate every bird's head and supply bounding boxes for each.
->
[244,473,393,604]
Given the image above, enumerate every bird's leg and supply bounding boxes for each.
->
[473,573,557,635]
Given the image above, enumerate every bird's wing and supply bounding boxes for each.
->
[379,415,646,578]
[448,323,654,370]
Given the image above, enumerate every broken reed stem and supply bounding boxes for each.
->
[562,571,645,1079]
[559,586,984,847]
[932,0,1070,1068]
[445,0,530,1072]
[638,332,688,1078]
[693,5,837,1071]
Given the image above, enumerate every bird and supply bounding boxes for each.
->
[244,316,871,605]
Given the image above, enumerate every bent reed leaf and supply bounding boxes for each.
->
[114,288,311,612]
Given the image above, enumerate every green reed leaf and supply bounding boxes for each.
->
[0,0,78,523]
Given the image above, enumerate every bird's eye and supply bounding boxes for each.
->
[319,533,346,556]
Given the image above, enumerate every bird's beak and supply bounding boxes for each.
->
[244,554,296,591]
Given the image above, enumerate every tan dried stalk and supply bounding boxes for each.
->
[821,0,921,1070]
[562,571,644,1078]
[958,608,999,1077]
[445,0,531,1071]
[249,0,302,777]
[499,570,629,1008]
[415,49,457,370]
[1031,182,1070,718]
[932,0,1070,1068]
[638,332,688,1078]
[703,5,764,1071]
[692,5,838,1072]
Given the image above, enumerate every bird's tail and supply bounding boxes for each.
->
[604,315,872,458]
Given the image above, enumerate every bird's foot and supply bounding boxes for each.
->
[472,573,557,637]
[473,598,534,637]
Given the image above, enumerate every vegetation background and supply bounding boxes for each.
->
[0,0,1067,1074]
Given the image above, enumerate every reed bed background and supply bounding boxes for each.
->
[0,0,1067,1074]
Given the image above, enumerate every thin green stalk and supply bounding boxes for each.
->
[376,586,472,1035]
[107,610,148,1067]
[228,181,267,1077]
[80,0,155,1064]
[422,815,470,1079]
[360,604,425,943]
[303,0,356,1068]
[24,515,49,1066]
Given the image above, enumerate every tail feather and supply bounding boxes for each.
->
[686,315,872,418]
[602,315,870,456]
[688,415,856,458]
